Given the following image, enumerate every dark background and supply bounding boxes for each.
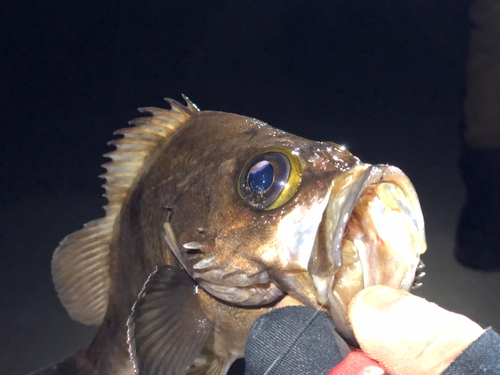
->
[2,1,500,374]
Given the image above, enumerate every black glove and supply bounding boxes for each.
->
[244,306,350,375]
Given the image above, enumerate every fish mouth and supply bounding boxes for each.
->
[309,164,427,345]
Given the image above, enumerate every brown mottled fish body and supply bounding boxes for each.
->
[35,98,426,375]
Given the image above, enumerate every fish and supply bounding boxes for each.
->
[33,96,426,375]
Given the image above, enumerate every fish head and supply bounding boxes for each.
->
[161,110,426,344]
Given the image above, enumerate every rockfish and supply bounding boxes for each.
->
[34,97,426,375]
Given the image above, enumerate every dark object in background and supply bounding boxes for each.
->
[456,144,500,271]
[455,0,500,271]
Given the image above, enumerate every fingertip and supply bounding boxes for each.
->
[347,286,408,362]
[347,285,407,323]
[347,286,485,375]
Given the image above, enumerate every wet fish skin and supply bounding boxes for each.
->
[117,111,358,371]
[36,98,425,375]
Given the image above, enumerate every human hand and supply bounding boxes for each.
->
[348,285,484,375]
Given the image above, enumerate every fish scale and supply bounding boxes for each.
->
[35,97,426,375]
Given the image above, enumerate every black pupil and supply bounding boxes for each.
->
[248,160,274,194]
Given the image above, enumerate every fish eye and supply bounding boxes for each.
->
[238,148,302,210]
[248,160,275,194]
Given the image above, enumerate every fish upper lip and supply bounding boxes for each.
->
[308,164,385,278]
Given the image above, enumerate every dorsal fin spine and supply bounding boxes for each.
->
[52,96,199,325]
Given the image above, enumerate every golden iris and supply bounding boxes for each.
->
[238,147,302,210]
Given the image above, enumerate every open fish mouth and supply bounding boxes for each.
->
[309,164,427,345]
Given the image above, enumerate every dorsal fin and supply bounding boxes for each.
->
[52,96,199,325]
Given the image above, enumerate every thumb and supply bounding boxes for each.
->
[347,286,484,375]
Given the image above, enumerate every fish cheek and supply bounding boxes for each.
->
[163,159,248,261]
[206,170,285,265]
[204,158,259,237]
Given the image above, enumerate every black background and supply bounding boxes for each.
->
[5,1,500,374]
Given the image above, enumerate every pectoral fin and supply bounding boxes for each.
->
[127,266,214,375]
